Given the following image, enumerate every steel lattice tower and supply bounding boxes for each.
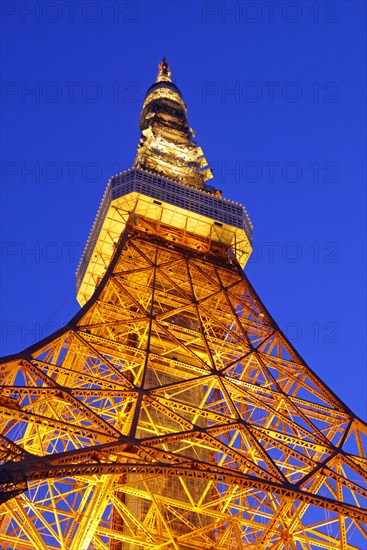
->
[0,60,366,550]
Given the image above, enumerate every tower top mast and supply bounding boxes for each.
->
[157,56,171,82]
[134,58,212,187]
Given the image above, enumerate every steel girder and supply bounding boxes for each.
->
[0,229,366,549]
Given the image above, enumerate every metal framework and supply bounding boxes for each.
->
[0,60,366,549]
[1,223,366,549]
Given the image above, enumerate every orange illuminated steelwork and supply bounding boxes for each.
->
[0,60,366,550]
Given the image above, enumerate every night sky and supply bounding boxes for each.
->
[1,0,366,419]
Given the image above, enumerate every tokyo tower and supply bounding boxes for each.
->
[0,59,366,549]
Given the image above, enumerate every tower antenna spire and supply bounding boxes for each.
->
[157,56,172,82]
[134,58,214,187]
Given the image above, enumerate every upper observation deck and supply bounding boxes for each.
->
[76,168,253,305]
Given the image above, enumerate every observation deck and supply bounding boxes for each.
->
[76,168,253,305]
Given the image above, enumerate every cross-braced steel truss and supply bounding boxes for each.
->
[0,226,366,549]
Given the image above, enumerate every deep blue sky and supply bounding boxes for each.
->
[1,1,366,419]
